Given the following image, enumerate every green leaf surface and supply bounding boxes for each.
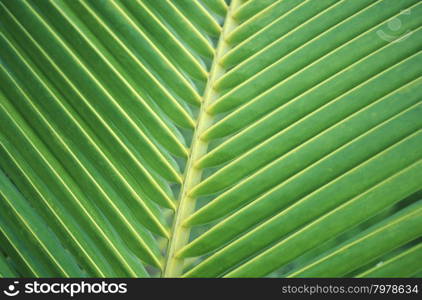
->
[1,0,420,278]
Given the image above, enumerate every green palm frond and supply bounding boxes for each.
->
[0,0,421,278]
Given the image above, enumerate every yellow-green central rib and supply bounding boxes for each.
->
[163,0,240,277]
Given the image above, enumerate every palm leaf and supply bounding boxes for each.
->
[0,0,421,278]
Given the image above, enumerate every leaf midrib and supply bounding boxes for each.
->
[162,0,240,277]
